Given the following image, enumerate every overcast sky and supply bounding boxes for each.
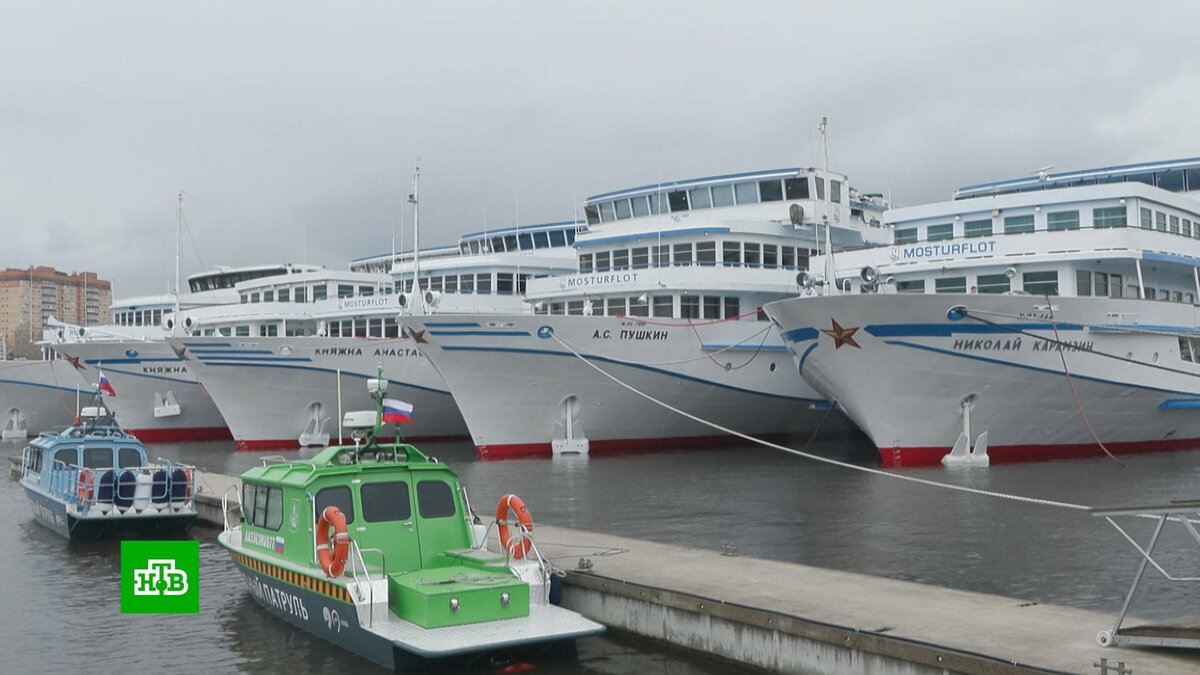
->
[3,1,1199,297]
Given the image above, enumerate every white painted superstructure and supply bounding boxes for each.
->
[405,165,888,457]
[766,157,1200,466]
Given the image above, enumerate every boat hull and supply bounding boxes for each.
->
[765,293,1200,466]
[224,540,583,670]
[22,482,196,541]
[169,337,467,451]
[50,341,230,442]
[401,314,853,458]
[0,360,86,438]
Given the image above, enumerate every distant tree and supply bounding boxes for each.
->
[8,319,42,360]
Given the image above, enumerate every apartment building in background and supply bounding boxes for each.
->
[0,266,111,358]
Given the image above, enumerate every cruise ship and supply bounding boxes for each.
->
[403,165,888,458]
[0,358,87,439]
[50,264,321,442]
[765,157,1200,467]
[167,220,579,449]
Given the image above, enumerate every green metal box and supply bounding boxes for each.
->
[389,567,530,628]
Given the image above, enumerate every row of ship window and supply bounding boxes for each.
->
[894,269,1195,303]
[242,480,457,533]
[199,317,405,339]
[459,228,577,255]
[893,206,1200,244]
[415,273,535,295]
[533,294,765,321]
[585,175,844,225]
[963,167,1200,199]
[114,309,164,326]
[579,242,817,274]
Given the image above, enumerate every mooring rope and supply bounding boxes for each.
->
[549,332,1092,512]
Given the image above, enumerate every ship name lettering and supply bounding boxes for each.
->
[952,338,1021,351]
[592,329,612,339]
[143,366,187,374]
[1032,339,1093,352]
[372,348,419,357]
[245,573,309,620]
[619,329,668,341]
[314,347,363,357]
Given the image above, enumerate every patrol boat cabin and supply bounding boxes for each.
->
[19,406,197,540]
[218,378,602,670]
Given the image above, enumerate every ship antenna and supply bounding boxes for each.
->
[408,162,422,312]
[819,117,836,296]
[174,191,183,335]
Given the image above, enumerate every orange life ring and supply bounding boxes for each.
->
[77,468,95,504]
[496,494,534,559]
[316,505,350,577]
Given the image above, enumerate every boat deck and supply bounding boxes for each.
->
[364,603,602,657]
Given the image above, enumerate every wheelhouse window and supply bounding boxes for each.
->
[585,205,600,226]
[612,249,629,270]
[689,187,712,209]
[614,199,632,220]
[1156,212,1167,231]
[1140,208,1152,229]
[497,273,514,295]
[785,177,809,200]
[313,285,327,301]
[894,228,918,245]
[896,280,925,293]
[599,202,615,223]
[831,180,842,204]
[763,244,778,268]
[118,447,141,468]
[594,251,611,273]
[550,229,567,246]
[1023,271,1059,296]
[630,196,650,218]
[963,219,992,238]
[652,296,672,317]
[743,242,762,267]
[361,481,411,522]
[649,193,666,214]
[927,224,953,241]
[605,297,625,316]
[84,447,112,469]
[734,181,758,205]
[1093,207,1127,228]
[1046,211,1080,231]
[1170,215,1180,234]
[711,184,735,207]
[1003,215,1035,235]
[567,300,584,315]
[416,480,457,519]
[631,247,649,269]
[703,296,720,319]
[579,253,593,274]
[668,190,689,212]
[628,297,649,317]
[935,277,966,293]
[758,179,784,202]
[315,486,356,525]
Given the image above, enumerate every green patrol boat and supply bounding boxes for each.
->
[217,375,603,670]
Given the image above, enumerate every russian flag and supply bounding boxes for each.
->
[98,370,117,397]
[382,398,413,424]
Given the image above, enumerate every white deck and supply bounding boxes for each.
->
[363,602,602,657]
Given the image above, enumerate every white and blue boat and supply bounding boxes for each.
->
[19,405,198,540]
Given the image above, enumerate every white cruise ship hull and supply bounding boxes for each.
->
[0,360,87,437]
[50,341,230,442]
[401,314,852,458]
[765,293,1200,467]
[168,336,467,450]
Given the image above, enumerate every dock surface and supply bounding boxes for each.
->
[534,525,1200,674]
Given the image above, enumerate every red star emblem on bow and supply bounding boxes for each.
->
[820,319,862,349]
[64,355,86,371]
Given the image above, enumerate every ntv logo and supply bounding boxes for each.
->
[121,540,200,614]
[133,559,189,596]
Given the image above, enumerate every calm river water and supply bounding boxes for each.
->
[4,435,1200,674]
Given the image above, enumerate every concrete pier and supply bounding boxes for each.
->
[12,460,1200,673]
